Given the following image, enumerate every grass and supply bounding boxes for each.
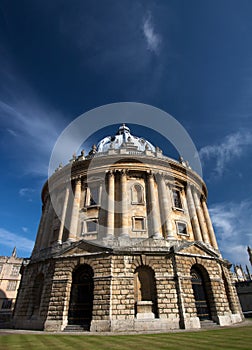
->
[0,325,252,350]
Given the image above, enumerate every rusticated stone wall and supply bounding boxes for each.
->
[13,246,243,332]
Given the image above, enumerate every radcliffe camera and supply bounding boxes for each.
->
[11,122,244,331]
[0,1,251,348]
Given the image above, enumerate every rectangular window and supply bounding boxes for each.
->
[7,280,17,291]
[172,189,183,209]
[82,219,98,234]
[86,220,98,233]
[177,222,188,235]
[132,217,146,231]
[85,185,101,207]
[1,299,12,309]
[11,265,20,276]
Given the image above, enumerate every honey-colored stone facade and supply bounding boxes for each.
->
[0,249,23,326]
[13,125,243,331]
[13,241,243,331]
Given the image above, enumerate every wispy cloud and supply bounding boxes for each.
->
[19,188,34,197]
[7,128,18,137]
[18,188,35,201]
[0,227,34,255]
[199,130,252,177]
[0,47,67,178]
[142,12,162,54]
[0,95,65,177]
[209,200,252,267]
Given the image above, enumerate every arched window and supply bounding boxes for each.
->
[131,184,144,204]
[172,189,183,209]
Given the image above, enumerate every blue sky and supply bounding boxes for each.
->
[0,0,252,268]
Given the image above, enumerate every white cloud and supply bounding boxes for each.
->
[209,200,252,267]
[199,130,252,177]
[0,228,34,255]
[18,188,35,202]
[142,12,161,54]
[22,227,28,233]
[19,188,34,197]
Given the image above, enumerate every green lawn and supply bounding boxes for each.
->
[0,326,252,350]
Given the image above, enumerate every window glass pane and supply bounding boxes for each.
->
[90,187,99,205]
[177,222,187,235]
[11,265,20,276]
[7,281,17,291]
[173,190,182,209]
[86,220,97,232]
[2,299,12,309]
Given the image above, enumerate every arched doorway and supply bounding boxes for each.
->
[191,266,211,320]
[68,264,94,329]
[30,273,44,317]
[134,266,158,317]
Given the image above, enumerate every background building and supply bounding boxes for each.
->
[0,248,23,326]
[13,125,243,331]
[234,247,252,317]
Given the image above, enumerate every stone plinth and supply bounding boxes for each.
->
[136,301,155,319]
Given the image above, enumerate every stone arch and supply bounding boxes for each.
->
[29,273,44,318]
[71,259,96,276]
[68,264,94,330]
[0,289,7,299]
[190,264,215,321]
[131,183,144,204]
[130,255,155,274]
[134,265,158,318]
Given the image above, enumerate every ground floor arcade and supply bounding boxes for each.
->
[13,240,243,332]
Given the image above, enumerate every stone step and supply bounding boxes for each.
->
[200,320,219,328]
[63,324,89,332]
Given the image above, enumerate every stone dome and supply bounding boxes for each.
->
[96,124,156,153]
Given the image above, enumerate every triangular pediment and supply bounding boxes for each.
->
[56,239,112,258]
[173,241,220,259]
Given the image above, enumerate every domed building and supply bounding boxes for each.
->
[13,124,243,331]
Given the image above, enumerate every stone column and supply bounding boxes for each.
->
[186,185,202,241]
[41,199,54,248]
[57,186,70,243]
[120,170,129,236]
[221,266,239,314]
[192,187,209,244]
[106,171,115,237]
[33,197,50,252]
[202,199,218,250]
[158,174,174,239]
[68,178,82,241]
[148,172,162,239]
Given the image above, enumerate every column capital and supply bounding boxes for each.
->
[106,170,114,176]
[156,171,165,179]
[147,170,157,177]
[116,168,127,175]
